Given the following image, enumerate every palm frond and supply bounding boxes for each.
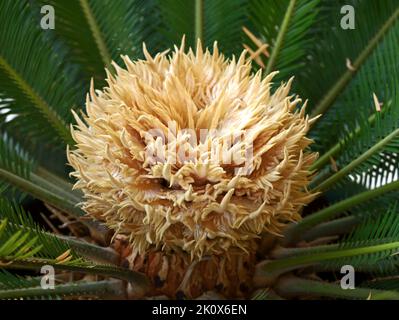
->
[278,204,399,277]
[0,199,75,259]
[0,197,117,265]
[0,0,85,147]
[246,0,320,81]
[261,205,399,281]
[0,200,148,291]
[0,219,43,261]
[0,137,110,244]
[0,133,77,212]
[0,270,125,299]
[308,0,399,150]
[258,240,399,281]
[34,0,160,83]
[323,205,399,276]
[299,194,399,242]
[203,0,248,55]
[311,87,399,191]
[0,133,35,199]
[285,179,399,244]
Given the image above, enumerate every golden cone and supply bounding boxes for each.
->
[68,39,318,297]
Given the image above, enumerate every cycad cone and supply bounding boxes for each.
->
[68,40,317,298]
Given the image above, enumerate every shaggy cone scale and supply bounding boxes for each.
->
[68,40,317,298]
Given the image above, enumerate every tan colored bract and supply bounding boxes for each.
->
[68,40,318,260]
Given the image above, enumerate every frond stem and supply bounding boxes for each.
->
[0,279,125,299]
[265,0,296,74]
[195,0,204,43]
[300,216,359,242]
[275,276,399,300]
[6,259,150,291]
[57,235,120,265]
[258,241,399,278]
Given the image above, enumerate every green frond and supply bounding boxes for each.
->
[311,92,399,191]
[355,152,399,190]
[308,0,399,150]
[0,270,40,291]
[322,205,399,276]
[0,139,110,244]
[35,0,160,83]
[0,219,43,261]
[0,270,125,300]
[0,133,35,199]
[0,133,79,214]
[0,199,74,259]
[258,240,399,280]
[203,0,248,55]
[0,197,117,265]
[317,205,399,272]
[344,202,399,243]
[313,51,399,185]
[279,205,399,277]
[6,259,150,291]
[284,179,399,244]
[247,0,320,80]
[0,167,110,245]
[299,194,399,242]
[0,200,148,291]
[0,0,85,147]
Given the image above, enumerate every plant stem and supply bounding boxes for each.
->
[35,167,79,196]
[195,0,204,43]
[7,259,150,291]
[259,241,399,279]
[284,179,399,244]
[310,6,399,122]
[57,235,120,265]
[0,279,126,299]
[271,244,339,259]
[275,276,399,300]
[31,173,81,205]
[300,216,359,242]
[0,169,79,215]
[265,0,296,74]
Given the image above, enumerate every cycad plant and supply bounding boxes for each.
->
[1,0,399,300]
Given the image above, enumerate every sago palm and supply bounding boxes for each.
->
[1,0,399,300]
